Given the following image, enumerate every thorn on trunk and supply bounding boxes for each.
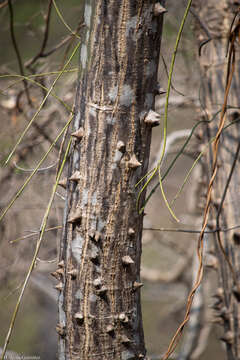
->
[121,334,131,344]
[233,232,240,245]
[219,307,230,321]
[55,282,63,291]
[133,281,143,290]
[213,287,224,300]
[128,154,141,169]
[74,312,84,324]
[97,286,107,296]
[56,323,66,337]
[122,255,134,265]
[154,84,166,95]
[220,331,234,344]
[106,324,115,334]
[144,110,160,127]
[89,248,99,262]
[56,268,64,276]
[68,208,82,224]
[117,140,126,153]
[71,127,84,140]
[89,230,101,242]
[154,3,167,16]
[58,178,67,189]
[67,269,78,279]
[69,171,81,182]
[93,278,102,289]
[119,313,129,323]
[51,271,60,280]
[128,228,135,236]
[233,285,240,302]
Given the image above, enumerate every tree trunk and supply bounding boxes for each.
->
[57,1,164,359]
[193,1,240,359]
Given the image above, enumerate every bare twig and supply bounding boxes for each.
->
[190,8,212,56]
[13,160,57,173]
[8,0,32,107]
[161,55,185,96]
[9,225,62,244]
[42,21,84,58]
[144,224,240,234]
[25,0,53,68]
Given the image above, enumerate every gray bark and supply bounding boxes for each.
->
[57,1,164,359]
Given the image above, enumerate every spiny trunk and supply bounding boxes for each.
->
[193,1,240,359]
[57,1,164,359]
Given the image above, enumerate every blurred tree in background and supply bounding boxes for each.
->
[1,1,240,360]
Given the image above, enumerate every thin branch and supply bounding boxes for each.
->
[161,55,185,96]
[190,8,212,56]
[9,225,62,244]
[144,224,240,234]
[8,0,32,107]
[52,0,80,39]
[41,21,84,58]
[25,0,53,68]
[13,160,57,173]
[0,0,9,9]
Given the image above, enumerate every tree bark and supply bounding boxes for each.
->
[57,1,164,359]
[193,1,240,359]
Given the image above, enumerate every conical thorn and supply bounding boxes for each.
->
[68,208,82,224]
[74,312,84,323]
[71,127,84,140]
[117,140,126,153]
[144,110,160,127]
[220,331,234,344]
[67,269,78,279]
[97,286,107,296]
[128,228,135,236]
[128,154,141,169]
[56,323,66,337]
[56,268,64,276]
[119,313,128,323]
[133,281,143,290]
[55,282,63,291]
[58,260,64,268]
[93,278,102,288]
[58,178,67,189]
[122,255,134,265]
[51,271,60,280]
[106,324,115,334]
[69,171,81,182]
[155,84,166,95]
[121,335,131,344]
[154,3,167,16]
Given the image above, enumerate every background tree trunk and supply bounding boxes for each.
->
[57,1,164,359]
[193,1,240,359]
